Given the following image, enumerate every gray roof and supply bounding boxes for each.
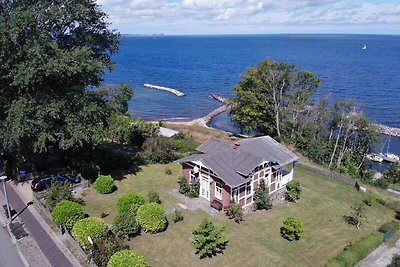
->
[176,136,299,188]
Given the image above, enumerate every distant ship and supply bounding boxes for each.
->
[362,44,367,50]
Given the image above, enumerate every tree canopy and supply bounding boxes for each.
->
[0,0,120,161]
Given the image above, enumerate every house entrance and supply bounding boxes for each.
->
[200,175,210,201]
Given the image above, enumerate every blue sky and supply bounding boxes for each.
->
[97,0,400,35]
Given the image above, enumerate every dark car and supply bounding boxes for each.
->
[31,174,80,191]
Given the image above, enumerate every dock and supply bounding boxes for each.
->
[144,83,185,97]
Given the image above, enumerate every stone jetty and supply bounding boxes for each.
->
[373,123,400,137]
[143,83,185,96]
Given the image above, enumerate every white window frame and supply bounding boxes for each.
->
[233,188,238,202]
[189,170,196,184]
[246,181,252,196]
[215,182,222,200]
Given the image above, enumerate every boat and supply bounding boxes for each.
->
[380,137,400,163]
[362,44,367,50]
[366,153,383,163]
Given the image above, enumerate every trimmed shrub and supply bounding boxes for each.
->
[178,176,190,195]
[187,181,200,198]
[52,200,85,230]
[192,218,228,258]
[137,203,168,234]
[172,210,184,223]
[107,249,147,267]
[45,181,73,210]
[148,190,162,204]
[378,220,400,233]
[253,180,272,210]
[116,192,146,214]
[285,180,301,202]
[72,217,108,251]
[113,209,140,239]
[93,235,129,267]
[280,216,304,241]
[326,231,383,267]
[226,202,243,223]
[94,175,116,194]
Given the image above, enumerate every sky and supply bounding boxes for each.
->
[96,0,400,35]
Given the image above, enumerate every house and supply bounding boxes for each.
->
[176,136,299,210]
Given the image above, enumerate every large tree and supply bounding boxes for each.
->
[0,0,120,161]
[230,59,319,137]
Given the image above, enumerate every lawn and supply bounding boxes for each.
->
[82,164,395,266]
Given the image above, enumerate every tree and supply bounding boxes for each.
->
[44,181,73,210]
[0,0,119,162]
[280,216,304,241]
[51,200,85,230]
[225,202,243,223]
[113,208,140,239]
[192,218,228,258]
[285,180,301,202]
[93,235,129,267]
[107,250,147,267]
[253,180,272,210]
[230,59,319,137]
[382,162,400,184]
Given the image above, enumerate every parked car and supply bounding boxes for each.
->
[31,174,80,191]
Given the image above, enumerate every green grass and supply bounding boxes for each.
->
[83,165,395,266]
[82,163,181,223]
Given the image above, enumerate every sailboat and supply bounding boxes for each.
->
[380,137,400,163]
[362,44,367,50]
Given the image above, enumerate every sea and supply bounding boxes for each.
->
[102,34,400,172]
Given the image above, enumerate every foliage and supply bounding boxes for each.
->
[226,202,243,223]
[79,162,100,183]
[116,192,146,214]
[253,180,272,210]
[51,200,85,230]
[345,201,366,229]
[165,167,173,175]
[92,235,129,267]
[378,220,400,233]
[94,175,116,194]
[326,231,383,267]
[107,249,147,267]
[285,180,302,202]
[192,218,228,258]
[280,216,304,241]
[137,203,168,234]
[388,255,400,267]
[147,191,162,204]
[113,208,140,239]
[178,176,199,198]
[95,83,133,114]
[0,0,119,162]
[172,210,184,223]
[44,181,73,210]
[72,217,108,251]
[382,162,400,184]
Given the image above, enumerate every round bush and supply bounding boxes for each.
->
[51,200,85,229]
[113,209,140,239]
[280,216,304,241]
[116,192,146,213]
[107,249,147,267]
[72,217,108,250]
[95,175,116,194]
[137,203,168,234]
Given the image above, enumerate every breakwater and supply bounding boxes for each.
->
[143,83,185,96]
[374,124,400,137]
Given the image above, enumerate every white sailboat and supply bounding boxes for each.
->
[380,138,400,163]
[362,44,367,50]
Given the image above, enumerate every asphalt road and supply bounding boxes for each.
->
[0,224,26,267]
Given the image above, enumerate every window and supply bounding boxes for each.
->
[189,170,196,184]
[233,188,238,202]
[215,182,222,200]
[246,181,252,195]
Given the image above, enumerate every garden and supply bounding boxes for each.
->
[76,163,397,267]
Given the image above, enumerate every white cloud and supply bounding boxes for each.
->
[96,0,400,34]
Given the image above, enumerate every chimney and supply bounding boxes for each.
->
[234,142,240,150]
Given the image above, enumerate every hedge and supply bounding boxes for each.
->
[107,250,147,267]
[94,175,116,194]
[51,200,85,229]
[72,217,108,250]
[116,192,146,213]
[137,203,168,234]
[326,231,383,267]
